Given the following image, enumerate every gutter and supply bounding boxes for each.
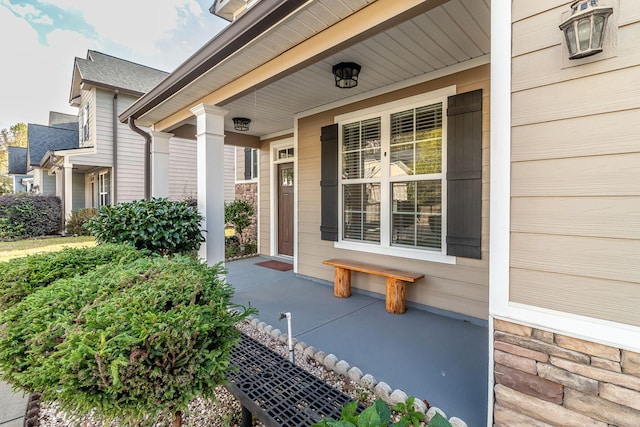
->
[113,90,118,203]
[127,117,151,201]
[118,0,309,124]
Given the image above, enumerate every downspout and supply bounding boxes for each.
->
[128,116,151,200]
[60,165,66,234]
[112,90,118,203]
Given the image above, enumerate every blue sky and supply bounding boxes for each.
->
[0,0,228,130]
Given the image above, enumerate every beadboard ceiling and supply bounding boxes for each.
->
[143,0,490,137]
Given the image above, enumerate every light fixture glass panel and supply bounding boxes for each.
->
[577,18,592,50]
[593,15,605,48]
[566,25,578,56]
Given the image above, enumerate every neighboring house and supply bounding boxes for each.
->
[7,146,31,192]
[119,1,640,425]
[50,50,234,223]
[26,116,79,200]
[63,50,194,219]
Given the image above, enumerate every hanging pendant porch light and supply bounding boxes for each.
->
[232,117,251,131]
[559,0,613,60]
[332,62,361,88]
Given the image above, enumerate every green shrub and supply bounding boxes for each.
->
[224,199,254,244]
[0,193,61,240]
[0,255,255,425]
[313,397,450,427]
[66,208,97,236]
[0,243,146,310]
[85,198,205,256]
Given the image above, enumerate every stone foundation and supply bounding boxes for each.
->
[234,182,257,243]
[493,319,640,426]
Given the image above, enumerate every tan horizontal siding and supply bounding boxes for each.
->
[511,233,640,284]
[511,268,640,327]
[512,22,640,92]
[512,197,640,240]
[512,1,565,24]
[512,66,640,127]
[509,4,640,327]
[258,140,271,255]
[168,138,198,200]
[512,3,565,58]
[512,153,640,197]
[512,109,640,162]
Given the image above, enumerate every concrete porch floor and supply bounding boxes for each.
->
[226,256,489,427]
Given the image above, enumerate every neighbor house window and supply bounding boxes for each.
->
[340,101,444,253]
[243,148,258,180]
[81,103,90,144]
[98,171,110,207]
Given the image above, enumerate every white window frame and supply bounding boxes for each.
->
[98,171,110,207]
[249,148,258,180]
[334,87,456,264]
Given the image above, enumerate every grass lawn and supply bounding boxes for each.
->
[0,236,96,262]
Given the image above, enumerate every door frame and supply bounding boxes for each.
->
[269,138,296,260]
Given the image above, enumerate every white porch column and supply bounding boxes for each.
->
[63,162,74,223]
[190,104,228,266]
[150,131,172,198]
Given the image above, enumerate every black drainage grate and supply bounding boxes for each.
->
[227,333,366,427]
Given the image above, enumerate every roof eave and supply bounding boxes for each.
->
[119,0,310,124]
[80,80,145,97]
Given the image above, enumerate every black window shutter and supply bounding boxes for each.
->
[244,147,252,180]
[447,89,483,259]
[320,124,339,241]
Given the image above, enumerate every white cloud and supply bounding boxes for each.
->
[0,0,227,130]
[0,6,93,129]
[38,0,205,55]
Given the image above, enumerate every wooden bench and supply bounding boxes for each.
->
[322,259,424,314]
[227,332,365,426]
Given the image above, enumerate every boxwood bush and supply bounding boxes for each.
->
[0,255,255,425]
[0,193,62,240]
[0,243,147,310]
[85,198,205,256]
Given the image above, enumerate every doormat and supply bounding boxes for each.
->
[255,260,293,271]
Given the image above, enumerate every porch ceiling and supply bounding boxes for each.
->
[143,0,490,137]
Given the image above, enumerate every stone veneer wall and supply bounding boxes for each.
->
[493,319,640,426]
[234,182,257,244]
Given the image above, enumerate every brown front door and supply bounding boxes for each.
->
[278,162,294,256]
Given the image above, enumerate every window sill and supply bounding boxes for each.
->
[334,240,457,265]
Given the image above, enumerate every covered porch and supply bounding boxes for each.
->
[226,256,488,426]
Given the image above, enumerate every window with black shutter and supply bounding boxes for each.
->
[319,89,482,261]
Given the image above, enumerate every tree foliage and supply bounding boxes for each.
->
[0,123,28,194]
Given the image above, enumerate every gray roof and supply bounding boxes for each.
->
[49,111,78,130]
[8,146,27,175]
[75,51,169,95]
[27,123,79,167]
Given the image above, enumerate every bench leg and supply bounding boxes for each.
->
[334,267,351,298]
[386,278,407,314]
[240,405,252,427]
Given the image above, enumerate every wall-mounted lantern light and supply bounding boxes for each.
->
[559,0,613,60]
[232,117,251,131]
[332,62,361,88]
